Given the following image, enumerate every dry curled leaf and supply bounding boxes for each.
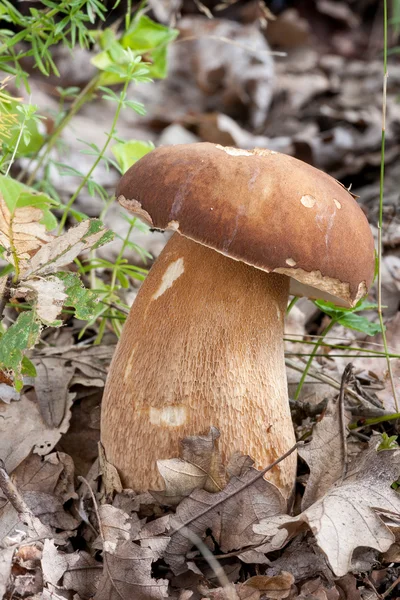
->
[21,220,111,279]
[153,428,227,506]
[244,572,294,598]
[254,443,400,576]
[0,194,52,272]
[94,503,169,600]
[161,465,286,575]
[299,394,350,510]
[18,277,67,325]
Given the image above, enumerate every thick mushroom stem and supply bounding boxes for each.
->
[101,233,297,495]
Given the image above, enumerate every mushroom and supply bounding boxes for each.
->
[101,143,375,496]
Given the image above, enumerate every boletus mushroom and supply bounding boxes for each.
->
[101,143,375,497]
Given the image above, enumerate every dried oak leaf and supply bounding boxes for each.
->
[94,504,169,600]
[0,394,73,474]
[153,428,227,506]
[41,539,101,599]
[244,572,294,598]
[299,394,350,510]
[201,582,261,599]
[254,443,400,576]
[0,452,78,542]
[160,464,286,575]
[0,547,14,599]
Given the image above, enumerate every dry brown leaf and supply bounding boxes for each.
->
[22,220,109,278]
[153,428,227,505]
[202,582,261,599]
[161,465,286,575]
[244,572,294,598]
[298,577,340,600]
[0,195,52,272]
[98,443,123,501]
[0,452,78,543]
[266,537,330,582]
[32,357,76,428]
[0,547,14,598]
[63,551,102,599]
[93,505,169,600]
[41,539,80,587]
[254,443,400,576]
[299,395,350,510]
[0,391,73,474]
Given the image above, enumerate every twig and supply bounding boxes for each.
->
[286,358,380,407]
[78,476,125,600]
[338,365,352,483]
[0,460,31,515]
[378,0,399,411]
[170,442,301,536]
[382,575,400,599]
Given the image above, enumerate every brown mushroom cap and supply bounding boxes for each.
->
[117,143,375,307]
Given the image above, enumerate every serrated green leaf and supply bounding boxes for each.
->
[122,15,178,79]
[21,355,37,378]
[0,311,41,389]
[337,313,382,336]
[111,140,154,173]
[55,271,100,320]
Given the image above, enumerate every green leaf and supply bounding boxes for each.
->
[0,311,41,390]
[122,15,178,79]
[0,175,58,230]
[111,140,154,173]
[0,96,44,157]
[337,313,382,336]
[21,355,37,377]
[55,272,100,321]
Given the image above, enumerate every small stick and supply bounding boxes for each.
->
[0,460,31,515]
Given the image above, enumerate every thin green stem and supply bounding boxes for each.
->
[24,74,101,186]
[286,295,299,314]
[378,0,398,411]
[293,319,336,400]
[349,412,400,430]
[57,76,131,233]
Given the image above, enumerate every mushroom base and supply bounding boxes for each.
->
[101,233,297,496]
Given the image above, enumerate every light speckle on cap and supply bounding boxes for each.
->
[285,258,297,267]
[300,195,316,208]
[152,258,184,300]
[215,145,253,157]
[149,406,186,427]
[167,220,180,231]
[333,199,342,209]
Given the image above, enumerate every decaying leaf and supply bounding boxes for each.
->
[21,219,112,279]
[0,193,52,272]
[19,276,67,325]
[244,572,294,598]
[0,390,73,473]
[98,442,123,501]
[299,394,350,510]
[94,503,169,600]
[0,547,14,599]
[254,442,400,576]
[0,452,78,543]
[31,357,76,428]
[153,427,227,506]
[161,465,286,574]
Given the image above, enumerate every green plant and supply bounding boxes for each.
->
[0,1,178,387]
[293,299,382,400]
